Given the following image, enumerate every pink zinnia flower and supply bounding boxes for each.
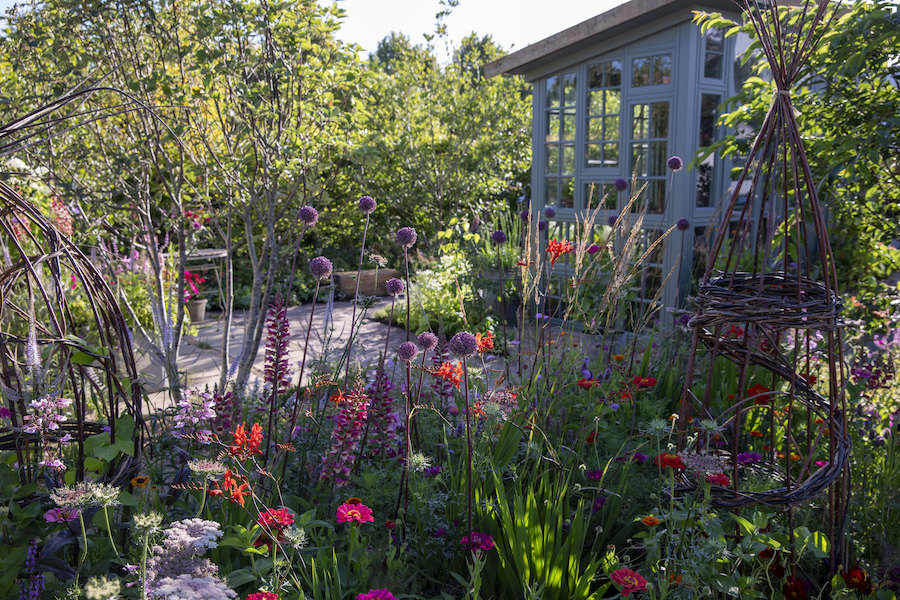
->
[44,507,79,523]
[460,532,495,552]
[336,503,374,524]
[707,473,730,486]
[355,590,397,600]
[247,593,279,600]
[610,568,648,597]
[257,507,294,530]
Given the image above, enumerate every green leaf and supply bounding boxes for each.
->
[227,568,258,587]
[115,415,135,441]
[118,491,138,507]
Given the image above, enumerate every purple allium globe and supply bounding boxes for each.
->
[358,195,377,214]
[396,227,418,248]
[614,178,629,192]
[397,342,419,362]
[519,209,530,221]
[537,220,548,232]
[309,256,333,280]
[667,156,683,171]
[676,218,690,231]
[544,206,556,218]
[491,230,507,244]
[417,331,438,351]
[448,332,478,359]
[385,278,406,297]
[298,205,319,225]
[607,215,618,227]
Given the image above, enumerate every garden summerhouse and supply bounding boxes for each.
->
[487,0,754,321]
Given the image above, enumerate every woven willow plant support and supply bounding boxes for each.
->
[677,0,850,572]
[0,94,144,487]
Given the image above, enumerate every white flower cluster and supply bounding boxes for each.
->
[50,481,121,508]
[150,575,236,600]
[678,451,728,475]
[164,519,222,551]
[85,575,121,600]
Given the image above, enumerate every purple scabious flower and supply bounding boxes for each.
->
[676,218,690,231]
[449,332,478,359]
[491,230,507,244]
[544,206,556,218]
[398,342,418,362]
[519,209,529,221]
[358,195,377,214]
[592,496,607,512]
[607,215,618,227]
[309,256,333,280]
[632,452,649,463]
[460,532,495,552]
[298,205,319,225]
[385,278,405,297]
[417,331,438,351]
[667,156,683,171]
[737,452,762,464]
[396,227,417,248]
[537,220,548,232]
[614,178,629,192]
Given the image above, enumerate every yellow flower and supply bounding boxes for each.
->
[131,476,150,489]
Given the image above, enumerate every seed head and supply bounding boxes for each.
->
[398,342,419,362]
[417,331,438,351]
[385,278,405,297]
[667,156,683,171]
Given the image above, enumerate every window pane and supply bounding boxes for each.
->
[632,104,649,138]
[651,102,669,137]
[699,94,720,146]
[586,143,602,167]
[546,109,560,142]
[632,58,650,87]
[603,142,619,167]
[546,76,560,107]
[704,54,723,79]
[631,142,648,176]
[562,144,575,174]
[604,116,620,141]
[546,144,559,172]
[607,60,622,87]
[605,90,621,114]
[705,28,724,53]
[588,117,603,141]
[546,178,559,205]
[562,73,577,105]
[560,178,575,208]
[588,90,603,115]
[588,63,604,88]
[649,141,668,176]
[563,109,577,140]
[653,54,672,85]
[648,180,666,213]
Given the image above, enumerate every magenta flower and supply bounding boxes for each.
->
[585,469,603,481]
[336,502,374,524]
[587,244,601,254]
[358,196,377,214]
[737,452,762,464]
[44,507,79,523]
[0,407,11,418]
[355,590,397,600]
[396,227,418,248]
[632,452,648,463]
[298,205,319,225]
[460,532,495,552]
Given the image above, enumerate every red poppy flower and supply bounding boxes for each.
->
[577,378,597,389]
[841,564,874,595]
[783,576,808,600]
[632,376,656,388]
[747,383,772,405]
[654,453,685,470]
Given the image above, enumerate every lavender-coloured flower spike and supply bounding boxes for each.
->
[676,218,690,231]
[491,230,507,244]
[298,205,319,225]
[607,215,618,227]
[398,342,419,362]
[449,332,478,359]
[309,256,333,280]
[396,227,417,248]
[667,156,683,171]
[544,206,556,218]
[537,220,548,232]
[358,195,377,214]
[385,278,405,297]
[417,331,438,351]
[519,209,529,221]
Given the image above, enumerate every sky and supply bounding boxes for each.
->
[0,0,629,59]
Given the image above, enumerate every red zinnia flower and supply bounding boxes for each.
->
[632,376,657,388]
[747,383,772,405]
[336,502,374,524]
[577,378,597,389]
[257,508,294,530]
[707,473,730,486]
[841,564,874,595]
[546,239,575,264]
[654,453,685,470]
[783,576,808,600]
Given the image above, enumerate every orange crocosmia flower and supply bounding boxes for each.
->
[790,453,802,461]
[747,383,772,405]
[546,239,575,264]
[476,331,495,352]
[641,516,661,526]
[749,430,763,437]
[229,482,250,506]
[814,418,824,424]
[249,422,264,454]
[433,361,464,389]
[330,390,348,404]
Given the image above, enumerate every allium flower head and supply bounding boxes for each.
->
[385,278,405,297]
[336,502,374,524]
[544,206,556,218]
[491,230,507,244]
[614,178,629,192]
[537,220,548,232]
[417,331,438,351]
[398,342,418,362]
[298,205,319,225]
[676,218,690,231]
[396,227,417,248]
[358,196,377,214]
[667,156,683,171]
[587,244,601,254]
[449,332,478,358]
[309,256,333,280]
[608,215,618,227]
[519,209,529,221]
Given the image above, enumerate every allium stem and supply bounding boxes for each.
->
[380,299,395,372]
[286,280,321,476]
[345,213,371,386]
[495,246,509,374]
[463,357,473,540]
[283,223,309,301]
[404,248,411,342]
